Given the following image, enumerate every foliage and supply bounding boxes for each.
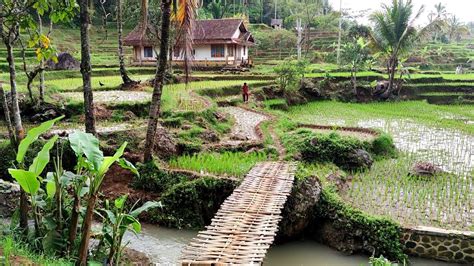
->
[340,37,371,91]
[283,129,372,169]
[4,117,144,264]
[369,0,428,93]
[369,255,397,266]
[0,235,72,265]
[274,60,309,91]
[95,195,160,264]
[371,133,397,158]
[133,161,186,193]
[151,177,237,229]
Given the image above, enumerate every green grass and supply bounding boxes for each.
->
[0,234,72,265]
[269,100,474,134]
[168,151,268,178]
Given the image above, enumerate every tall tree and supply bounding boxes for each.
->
[143,0,172,162]
[1,1,29,233]
[369,0,427,97]
[117,0,136,85]
[143,0,196,162]
[78,0,96,135]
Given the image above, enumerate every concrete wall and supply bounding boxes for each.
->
[401,226,473,263]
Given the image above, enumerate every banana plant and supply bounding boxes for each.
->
[96,195,161,264]
[68,131,138,265]
[8,116,64,238]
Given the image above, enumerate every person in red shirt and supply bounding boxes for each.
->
[242,82,249,102]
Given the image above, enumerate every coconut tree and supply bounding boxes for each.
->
[369,0,428,97]
[143,0,197,162]
[447,15,469,42]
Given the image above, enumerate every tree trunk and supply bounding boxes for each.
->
[38,11,45,103]
[141,0,148,28]
[387,56,398,95]
[79,0,96,135]
[76,194,98,266]
[68,193,80,254]
[0,83,15,145]
[6,42,24,142]
[351,67,357,96]
[6,40,28,233]
[143,0,172,162]
[117,0,134,85]
[39,62,45,103]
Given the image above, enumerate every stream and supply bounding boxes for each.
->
[124,224,462,265]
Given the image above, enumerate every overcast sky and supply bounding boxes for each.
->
[328,0,474,26]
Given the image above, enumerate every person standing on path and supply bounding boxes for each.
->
[242,82,249,102]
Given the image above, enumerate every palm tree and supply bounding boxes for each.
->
[369,0,426,97]
[432,2,447,41]
[143,0,197,162]
[447,15,469,42]
[434,2,447,19]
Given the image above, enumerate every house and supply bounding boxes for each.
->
[124,18,255,67]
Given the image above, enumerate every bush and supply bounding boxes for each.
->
[133,161,186,193]
[286,130,370,168]
[371,133,397,158]
[148,177,237,229]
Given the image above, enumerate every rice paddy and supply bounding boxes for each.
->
[271,100,474,230]
[344,156,473,231]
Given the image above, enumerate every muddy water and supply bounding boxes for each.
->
[125,224,460,265]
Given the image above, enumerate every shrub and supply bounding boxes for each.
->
[149,177,237,229]
[371,133,397,158]
[133,161,186,193]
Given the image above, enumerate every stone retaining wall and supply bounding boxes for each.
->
[401,226,473,263]
[0,180,20,217]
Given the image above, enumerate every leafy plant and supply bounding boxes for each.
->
[274,59,309,91]
[67,131,138,264]
[96,195,160,264]
[8,116,64,238]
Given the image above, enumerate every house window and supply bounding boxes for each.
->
[192,49,196,56]
[144,46,153,58]
[243,46,246,56]
[211,44,225,57]
[228,45,234,56]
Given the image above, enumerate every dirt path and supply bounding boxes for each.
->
[221,106,285,159]
[222,106,268,141]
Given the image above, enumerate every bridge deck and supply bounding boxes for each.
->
[180,161,296,265]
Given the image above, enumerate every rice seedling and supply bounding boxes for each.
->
[168,151,269,178]
[342,156,473,231]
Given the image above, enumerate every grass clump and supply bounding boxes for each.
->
[149,177,237,229]
[0,235,72,265]
[371,133,397,158]
[133,161,187,193]
[169,151,268,178]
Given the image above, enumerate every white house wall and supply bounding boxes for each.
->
[172,44,246,62]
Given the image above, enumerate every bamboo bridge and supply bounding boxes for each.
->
[180,161,296,265]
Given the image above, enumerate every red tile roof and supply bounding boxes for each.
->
[124,19,254,46]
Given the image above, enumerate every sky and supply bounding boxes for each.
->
[328,0,474,26]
